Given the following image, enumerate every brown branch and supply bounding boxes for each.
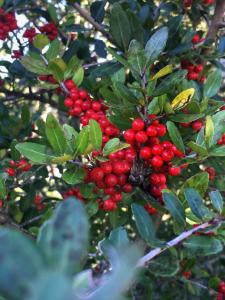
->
[137,217,224,268]
[73,3,113,43]
[207,0,225,40]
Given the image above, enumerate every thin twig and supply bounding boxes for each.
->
[73,3,113,43]
[137,217,224,268]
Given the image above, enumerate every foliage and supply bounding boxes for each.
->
[0,0,225,299]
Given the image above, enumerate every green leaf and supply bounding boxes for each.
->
[166,121,185,153]
[128,40,146,80]
[48,3,58,23]
[72,67,84,86]
[74,126,90,156]
[153,70,187,96]
[203,69,222,98]
[109,3,131,51]
[169,113,204,123]
[131,203,156,246]
[184,236,223,256]
[21,55,51,75]
[205,116,214,147]
[113,82,138,104]
[187,141,208,156]
[162,190,186,228]
[16,142,55,164]
[210,146,225,157]
[184,188,212,220]
[21,105,30,127]
[89,245,141,300]
[103,138,129,156]
[46,39,61,61]
[147,97,160,114]
[0,174,6,199]
[145,27,168,65]
[211,110,225,145]
[149,250,179,277]
[180,172,209,200]
[99,227,130,256]
[33,34,50,50]
[28,271,73,300]
[48,58,66,82]
[209,190,223,213]
[89,119,102,151]
[62,168,85,185]
[0,229,45,300]
[37,198,89,275]
[45,114,67,155]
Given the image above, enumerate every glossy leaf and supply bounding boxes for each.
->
[45,114,67,155]
[16,143,55,164]
[209,190,223,213]
[184,236,223,256]
[203,69,222,98]
[166,121,185,153]
[184,188,212,220]
[37,198,89,275]
[89,119,102,151]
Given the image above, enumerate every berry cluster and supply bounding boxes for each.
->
[144,203,157,215]
[62,187,84,201]
[205,166,216,180]
[64,80,119,148]
[39,22,58,41]
[183,0,214,8]
[0,8,17,40]
[23,28,37,42]
[85,148,134,211]
[180,119,204,132]
[217,133,225,146]
[34,194,45,211]
[217,281,225,300]
[6,158,31,177]
[12,50,22,59]
[124,116,183,200]
[181,59,206,83]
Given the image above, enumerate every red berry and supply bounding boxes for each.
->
[105,174,118,187]
[124,129,135,143]
[140,147,152,160]
[90,168,104,182]
[103,187,116,195]
[92,101,101,111]
[161,150,174,162]
[132,118,145,131]
[168,166,181,176]
[6,168,15,177]
[122,183,132,193]
[149,173,161,185]
[146,125,157,137]
[194,64,204,73]
[151,156,163,167]
[192,34,200,44]
[156,124,166,136]
[117,174,127,186]
[152,144,163,155]
[205,167,216,180]
[192,120,203,132]
[187,72,199,81]
[103,199,117,211]
[144,204,157,215]
[101,162,113,174]
[135,131,148,143]
[113,161,126,175]
[112,192,122,202]
[64,97,73,108]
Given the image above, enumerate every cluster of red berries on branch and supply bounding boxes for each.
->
[62,187,85,202]
[85,148,134,211]
[217,281,225,300]
[123,116,184,200]
[5,157,31,177]
[34,194,45,211]
[39,22,58,41]
[205,166,216,180]
[183,0,214,8]
[181,59,206,83]
[180,119,204,132]
[23,28,37,42]
[23,22,58,43]
[64,80,120,148]
[217,133,225,146]
[0,8,17,40]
